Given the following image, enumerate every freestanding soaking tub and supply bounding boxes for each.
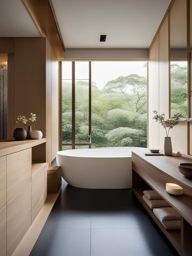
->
[57,147,135,189]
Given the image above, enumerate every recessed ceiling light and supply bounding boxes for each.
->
[100,34,107,42]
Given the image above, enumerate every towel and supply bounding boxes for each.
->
[143,190,162,200]
[142,195,170,209]
[161,220,181,230]
[153,207,181,230]
[153,207,181,221]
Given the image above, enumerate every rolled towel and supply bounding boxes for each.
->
[153,207,181,230]
[161,220,181,230]
[142,195,170,209]
[143,190,162,200]
[153,207,181,221]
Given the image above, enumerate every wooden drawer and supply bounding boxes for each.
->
[7,149,32,256]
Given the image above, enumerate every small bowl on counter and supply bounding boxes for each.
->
[179,163,192,179]
[150,149,160,153]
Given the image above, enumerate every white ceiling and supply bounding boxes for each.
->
[0,0,39,37]
[51,0,171,48]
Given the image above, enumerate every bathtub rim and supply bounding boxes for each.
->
[57,146,143,159]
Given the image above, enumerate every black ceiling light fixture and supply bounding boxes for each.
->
[100,34,107,42]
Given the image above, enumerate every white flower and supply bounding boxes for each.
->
[16,113,37,125]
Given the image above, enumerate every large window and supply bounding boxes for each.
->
[61,61,147,149]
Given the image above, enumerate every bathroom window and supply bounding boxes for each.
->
[62,61,91,149]
[61,61,147,149]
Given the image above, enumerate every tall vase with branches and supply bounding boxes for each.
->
[153,111,182,155]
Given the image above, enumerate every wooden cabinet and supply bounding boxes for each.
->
[132,149,192,256]
[7,149,32,256]
[0,139,48,256]
[0,157,6,256]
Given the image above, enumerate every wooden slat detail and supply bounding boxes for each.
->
[22,0,65,60]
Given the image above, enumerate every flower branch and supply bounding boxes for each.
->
[16,113,37,125]
[153,110,182,137]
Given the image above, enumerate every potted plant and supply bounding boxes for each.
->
[153,111,182,156]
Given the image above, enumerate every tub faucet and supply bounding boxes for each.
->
[88,134,92,145]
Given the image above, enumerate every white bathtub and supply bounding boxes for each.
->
[57,147,137,189]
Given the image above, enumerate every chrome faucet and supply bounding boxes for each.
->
[88,133,92,145]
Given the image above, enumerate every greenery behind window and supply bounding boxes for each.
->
[62,61,148,148]
[170,61,188,117]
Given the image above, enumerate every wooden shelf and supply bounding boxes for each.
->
[133,188,182,255]
[132,152,192,226]
[132,149,192,256]
[132,150,192,190]
[32,163,48,175]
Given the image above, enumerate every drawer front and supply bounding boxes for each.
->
[7,149,32,256]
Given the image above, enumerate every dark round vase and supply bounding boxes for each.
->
[13,128,27,140]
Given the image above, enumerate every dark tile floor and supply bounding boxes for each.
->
[30,181,178,256]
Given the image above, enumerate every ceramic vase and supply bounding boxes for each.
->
[26,125,32,139]
[164,136,172,156]
[30,130,43,139]
[13,128,27,140]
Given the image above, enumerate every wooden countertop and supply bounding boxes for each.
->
[132,148,192,190]
[0,138,46,157]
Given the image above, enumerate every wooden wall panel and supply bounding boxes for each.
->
[148,4,189,155]
[159,17,169,149]
[0,37,59,164]
[148,36,160,149]
[46,40,53,163]
[190,123,192,155]
[13,38,46,137]
[51,59,59,160]
[46,40,59,163]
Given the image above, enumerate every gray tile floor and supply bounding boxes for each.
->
[30,181,178,256]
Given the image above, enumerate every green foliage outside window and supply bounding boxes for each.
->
[62,73,148,148]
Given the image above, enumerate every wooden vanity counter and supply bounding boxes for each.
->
[132,149,192,256]
[0,138,46,157]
